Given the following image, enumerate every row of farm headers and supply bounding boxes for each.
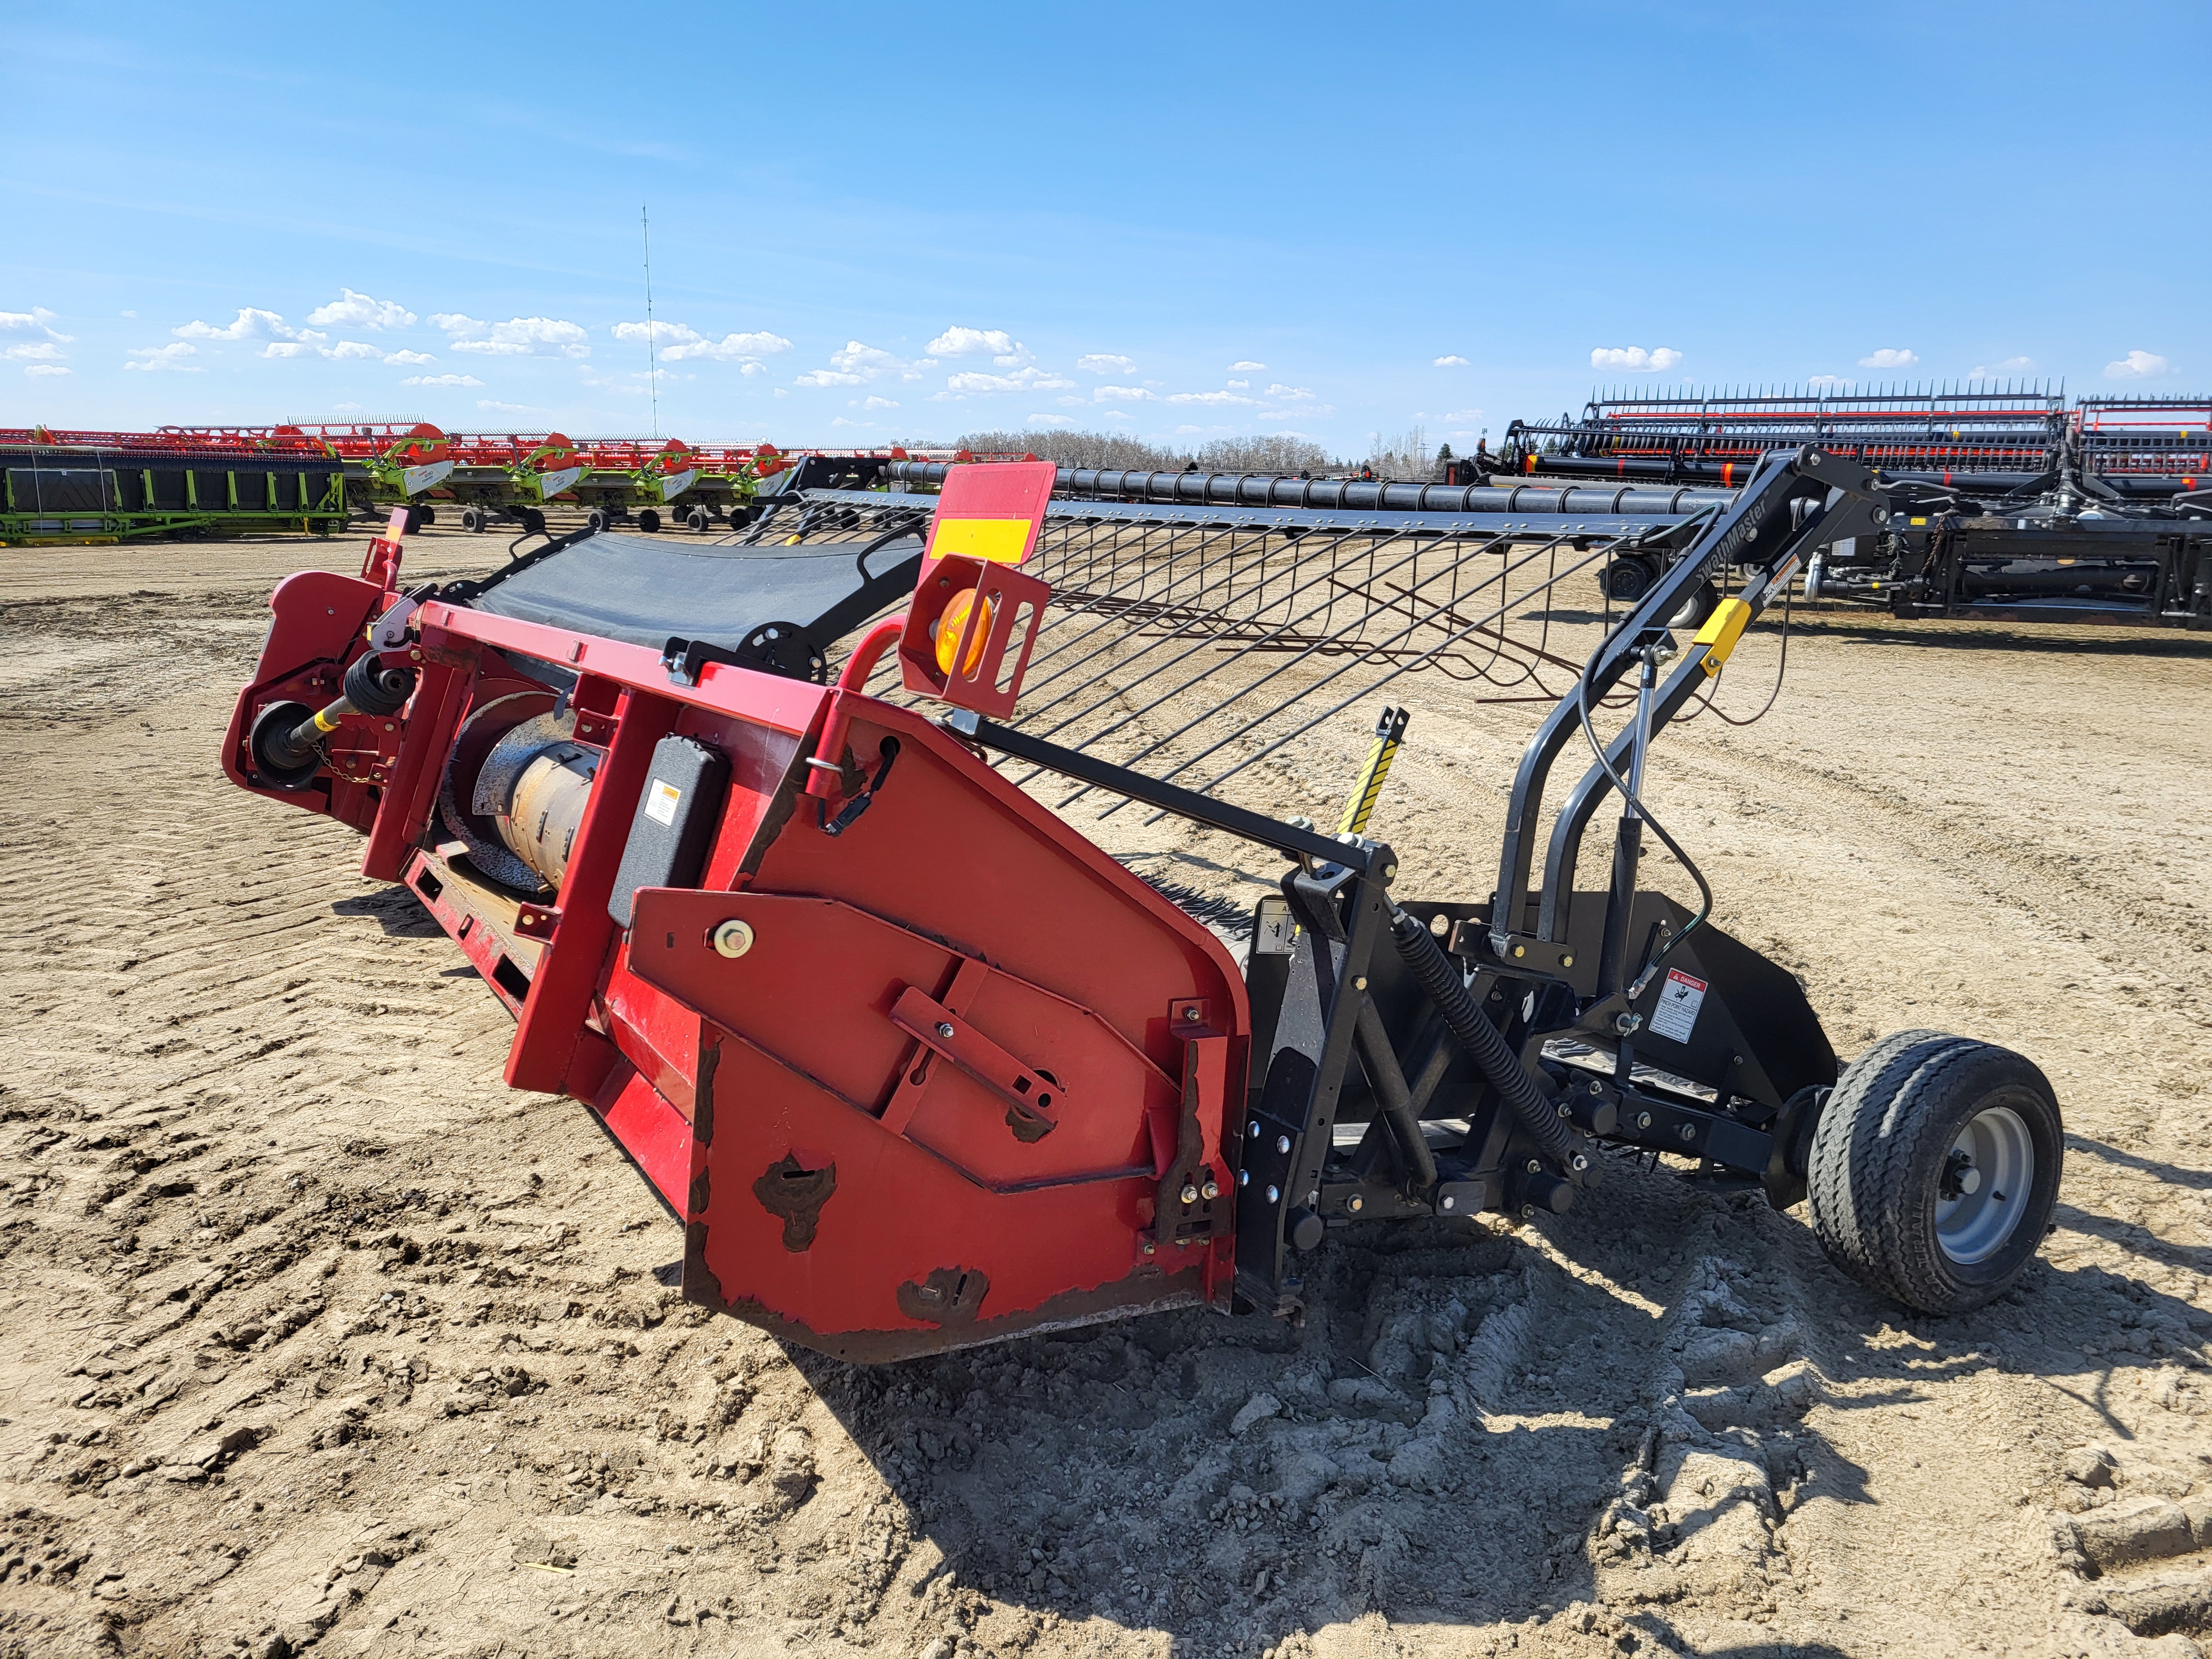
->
[0,421,1029,546]
[850,388,2210,630]
[1488,387,2212,497]
[1471,388,2212,627]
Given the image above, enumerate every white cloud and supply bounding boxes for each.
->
[773,387,788,399]
[1025,413,1075,426]
[611,321,792,364]
[403,373,486,387]
[126,342,201,371]
[119,310,136,320]
[2105,349,2171,380]
[306,288,416,330]
[260,341,316,358]
[430,313,589,357]
[3,342,64,362]
[175,307,323,344]
[1807,375,1854,390]
[1093,385,1156,402]
[1228,379,1250,390]
[326,340,380,360]
[1265,383,1314,401]
[384,348,436,366]
[1590,346,1683,372]
[1076,353,1135,375]
[1433,354,1470,368]
[928,326,1032,367]
[1167,389,1255,406]
[24,363,70,377]
[331,401,363,412]
[830,416,871,428]
[1229,360,1265,372]
[476,399,548,414]
[1967,358,2036,379]
[793,340,928,387]
[1441,408,1482,422]
[947,367,1075,394]
[861,394,899,410]
[1857,347,1918,369]
[1,307,71,343]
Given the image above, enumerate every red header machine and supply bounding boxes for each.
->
[226,457,2064,1359]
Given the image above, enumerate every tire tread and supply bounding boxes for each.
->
[1808,1030,2059,1314]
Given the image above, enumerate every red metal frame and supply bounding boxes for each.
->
[220,517,1248,1360]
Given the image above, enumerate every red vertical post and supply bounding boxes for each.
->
[505,686,679,1096]
[360,659,468,883]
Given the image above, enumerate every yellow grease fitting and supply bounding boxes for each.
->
[1694,596,1754,676]
[932,517,1031,564]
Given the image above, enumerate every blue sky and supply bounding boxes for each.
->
[4,1,2206,455]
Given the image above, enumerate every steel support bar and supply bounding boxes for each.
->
[1493,448,1886,949]
[942,709,1373,874]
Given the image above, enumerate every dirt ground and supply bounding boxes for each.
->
[2,527,2209,1659]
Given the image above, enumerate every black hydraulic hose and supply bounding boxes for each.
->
[1388,908,1576,1170]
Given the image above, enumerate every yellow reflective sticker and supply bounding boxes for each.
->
[932,517,1032,564]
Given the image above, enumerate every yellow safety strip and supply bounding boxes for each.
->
[311,707,342,733]
[932,517,1032,564]
[1337,707,1410,836]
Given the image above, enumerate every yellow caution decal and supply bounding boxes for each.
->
[1694,596,1754,676]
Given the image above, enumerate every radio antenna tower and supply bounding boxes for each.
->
[642,203,659,438]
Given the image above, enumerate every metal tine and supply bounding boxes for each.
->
[1013,520,1289,706]
[1039,526,1479,801]
[1077,528,1605,817]
[1018,520,1416,708]
[1119,531,1625,822]
[1020,523,1446,751]
[968,520,1294,732]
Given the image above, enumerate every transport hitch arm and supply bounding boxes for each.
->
[1494,446,1888,956]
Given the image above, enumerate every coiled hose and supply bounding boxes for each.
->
[1389,907,1578,1171]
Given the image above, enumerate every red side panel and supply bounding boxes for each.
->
[593,1062,694,1213]
[624,701,1248,1360]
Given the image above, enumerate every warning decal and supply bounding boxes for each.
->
[1648,967,1708,1044]
[644,779,681,826]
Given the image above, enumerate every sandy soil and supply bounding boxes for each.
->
[2,529,2209,1659]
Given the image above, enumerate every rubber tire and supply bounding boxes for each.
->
[585,509,609,534]
[637,508,661,534]
[1604,556,1656,603]
[460,507,485,533]
[1806,1030,2062,1315]
[687,509,711,533]
[1668,578,1721,630]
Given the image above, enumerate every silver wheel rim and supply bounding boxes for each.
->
[1935,1105,2033,1265]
